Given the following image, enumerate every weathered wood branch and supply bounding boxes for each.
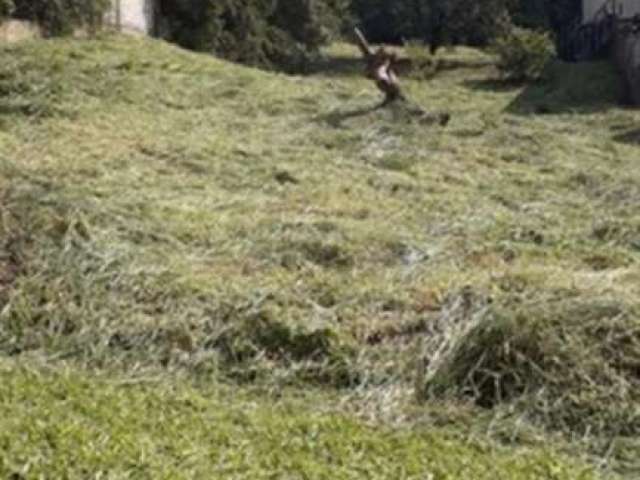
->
[354,26,374,58]
[351,27,450,126]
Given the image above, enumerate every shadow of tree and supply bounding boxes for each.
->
[316,100,450,128]
[309,56,365,78]
[464,60,624,115]
[612,128,640,146]
[462,78,522,94]
[315,102,387,128]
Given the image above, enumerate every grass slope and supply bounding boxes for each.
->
[1,35,639,477]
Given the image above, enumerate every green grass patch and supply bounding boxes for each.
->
[0,361,604,479]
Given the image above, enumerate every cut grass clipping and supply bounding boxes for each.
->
[421,295,640,438]
[1,35,639,477]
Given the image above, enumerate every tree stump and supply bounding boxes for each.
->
[354,27,404,104]
[353,28,450,126]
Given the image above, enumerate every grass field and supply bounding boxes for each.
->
[1,35,639,478]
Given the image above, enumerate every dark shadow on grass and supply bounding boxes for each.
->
[463,78,523,93]
[316,99,450,128]
[309,51,493,79]
[464,60,624,115]
[315,102,387,128]
[308,56,365,78]
[308,55,413,78]
[612,128,640,146]
[438,58,495,70]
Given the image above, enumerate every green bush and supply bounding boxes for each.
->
[351,0,512,48]
[494,26,555,82]
[0,0,13,21]
[157,0,350,73]
[12,0,110,36]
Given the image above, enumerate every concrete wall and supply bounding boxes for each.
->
[614,25,640,104]
[106,0,155,35]
[584,0,640,23]
[618,0,640,19]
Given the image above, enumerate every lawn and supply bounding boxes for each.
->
[1,35,639,477]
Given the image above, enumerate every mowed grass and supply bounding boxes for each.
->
[1,35,639,477]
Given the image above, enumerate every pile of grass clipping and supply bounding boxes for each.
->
[420,292,640,439]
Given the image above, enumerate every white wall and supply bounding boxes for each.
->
[107,0,154,34]
[584,0,640,23]
[618,0,640,18]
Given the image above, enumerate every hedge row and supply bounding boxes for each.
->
[1,0,110,36]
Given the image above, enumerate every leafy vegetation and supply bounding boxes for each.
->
[1,0,581,70]
[494,27,555,81]
[349,0,582,54]
[350,0,512,47]
[157,0,350,72]
[510,0,582,33]
[1,35,639,477]
[9,0,109,36]
[0,0,12,21]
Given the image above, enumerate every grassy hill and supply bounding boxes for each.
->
[1,35,639,478]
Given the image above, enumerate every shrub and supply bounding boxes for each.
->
[405,40,441,79]
[0,0,13,21]
[157,0,350,73]
[12,0,110,36]
[494,26,555,82]
[351,0,512,47]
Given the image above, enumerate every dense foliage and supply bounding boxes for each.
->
[2,0,580,72]
[9,0,109,35]
[494,26,555,81]
[157,0,350,72]
[350,0,512,48]
[510,0,582,33]
[349,0,581,50]
[0,0,12,21]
